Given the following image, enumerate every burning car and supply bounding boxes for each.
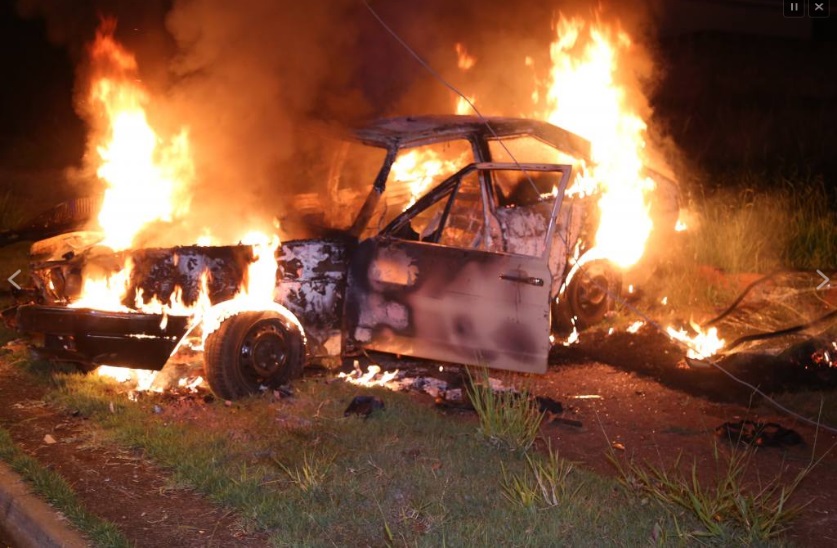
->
[4,115,678,399]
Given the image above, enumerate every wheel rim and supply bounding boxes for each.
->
[239,322,289,378]
[576,274,608,312]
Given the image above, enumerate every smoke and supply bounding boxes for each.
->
[17,0,673,245]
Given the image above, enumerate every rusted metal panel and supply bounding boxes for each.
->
[274,239,351,358]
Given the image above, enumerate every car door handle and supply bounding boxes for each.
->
[500,274,544,287]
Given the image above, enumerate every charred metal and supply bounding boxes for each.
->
[3,115,680,399]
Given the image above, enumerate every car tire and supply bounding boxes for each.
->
[555,260,621,331]
[203,310,304,400]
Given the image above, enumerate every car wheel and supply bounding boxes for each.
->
[557,260,621,331]
[204,311,304,400]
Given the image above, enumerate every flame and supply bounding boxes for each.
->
[455,42,476,70]
[338,363,400,387]
[535,15,654,269]
[97,365,159,392]
[456,95,476,115]
[88,20,194,252]
[626,320,644,334]
[391,149,468,208]
[666,325,725,360]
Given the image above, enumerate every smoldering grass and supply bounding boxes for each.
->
[0,427,128,547]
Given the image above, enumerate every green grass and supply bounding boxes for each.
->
[608,441,817,544]
[42,371,731,546]
[465,368,544,453]
[0,427,128,547]
[685,172,836,273]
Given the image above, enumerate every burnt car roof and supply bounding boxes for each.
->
[353,115,592,161]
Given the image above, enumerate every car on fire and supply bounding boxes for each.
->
[3,115,678,399]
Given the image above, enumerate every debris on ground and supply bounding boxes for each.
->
[344,396,385,418]
[715,420,804,447]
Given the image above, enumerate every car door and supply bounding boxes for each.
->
[344,162,571,373]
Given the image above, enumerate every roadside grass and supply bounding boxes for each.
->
[465,368,544,453]
[43,371,722,546]
[608,440,819,545]
[0,427,128,547]
[685,172,836,273]
[633,172,835,325]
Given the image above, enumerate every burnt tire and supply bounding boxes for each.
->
[555,260,621,331]
[203,311,304,400]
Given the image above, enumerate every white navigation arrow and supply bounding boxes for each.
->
[817,270,831,291]
[7,269,21,290]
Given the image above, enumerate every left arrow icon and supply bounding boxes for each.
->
[7,269,21,290]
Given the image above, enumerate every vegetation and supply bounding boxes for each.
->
[41,371,722,546]
[0,427,128,547]
[686,172,836,273]
[465,368,544,453]
[608,440,820,544]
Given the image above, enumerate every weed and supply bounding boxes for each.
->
[501,443,582,509]
[272,450,333,493]
[465,368,544,453]
[608,441,814,543]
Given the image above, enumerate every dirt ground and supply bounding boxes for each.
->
[2,327,837,547]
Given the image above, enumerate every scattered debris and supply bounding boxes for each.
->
[43,434,57,444]
[715,420,803,447]
[344,396,385,418]
[535,395,563,414]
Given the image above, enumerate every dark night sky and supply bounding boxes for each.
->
[0,0,834,175]
[0,1,83,168]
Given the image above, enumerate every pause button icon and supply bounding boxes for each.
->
[784,0,804,17]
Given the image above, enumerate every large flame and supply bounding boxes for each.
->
[75,21,279,322]
[88,19,194,252]
[534,15,655,269]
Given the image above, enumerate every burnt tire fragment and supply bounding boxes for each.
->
[203,310,304,400]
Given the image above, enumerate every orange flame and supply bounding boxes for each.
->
[666,324,725,360]
[535,15,654,269]
[391,149,468,209]
[88,19,194,252]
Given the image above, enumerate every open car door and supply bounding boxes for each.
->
[344,162,572,373]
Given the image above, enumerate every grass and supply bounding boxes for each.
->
[684,172,836,273]
[608,440,817,544]
[0,427,128,547]
[40,370,719,546]
[466,368,544,453]
[501,442,583,510]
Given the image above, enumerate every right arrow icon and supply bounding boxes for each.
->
[817,270,832,291]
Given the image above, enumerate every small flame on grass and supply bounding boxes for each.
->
[666,325,725,360]
[338,363,400,387]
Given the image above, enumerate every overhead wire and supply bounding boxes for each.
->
[360,0,837,434]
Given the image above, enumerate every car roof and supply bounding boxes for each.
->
[353,115,592,161]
